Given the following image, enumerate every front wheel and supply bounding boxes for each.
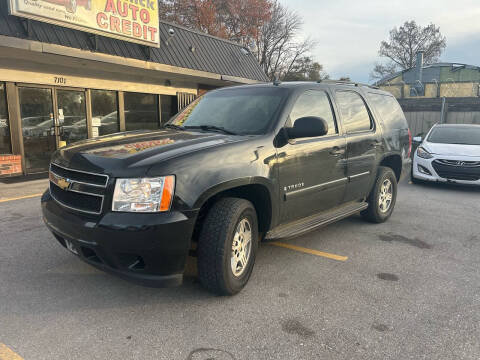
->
[361,166,398,223]
[197,198,258,295]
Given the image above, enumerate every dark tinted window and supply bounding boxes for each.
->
[367,93,406,129]
[124,92,159,131]
[91,90,119,136]
[160,95,178,125]
[336,91,372,133]
[0,83,11,153]
[428,126,480,145]
[289,90,338,136]
[170,87,286,135]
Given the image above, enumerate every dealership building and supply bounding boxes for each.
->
[0,0,268,176]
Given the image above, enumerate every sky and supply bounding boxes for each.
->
[282,0,480,83]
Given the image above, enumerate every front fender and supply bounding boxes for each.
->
[193,176,276,209]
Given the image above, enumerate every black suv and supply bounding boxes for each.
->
[42,81,412,295]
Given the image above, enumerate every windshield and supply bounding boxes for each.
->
[427,126,480,145]
[168,87,287,135]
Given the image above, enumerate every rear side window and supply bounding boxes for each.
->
[289,90,338,136]
[367,93,406,129]
[335,91,372,133]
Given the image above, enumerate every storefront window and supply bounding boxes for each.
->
[160,95,178,125]
[91,90,119,136]
[57,90,87,145]
[0,83,12,154]
[124,92,159,131]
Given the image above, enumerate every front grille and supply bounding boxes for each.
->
[432,160,480,181]
[49,163,109,215]
[436,159,480,168]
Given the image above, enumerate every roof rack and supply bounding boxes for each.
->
[317,79,379,90]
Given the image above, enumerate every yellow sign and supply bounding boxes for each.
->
[8,0,160,47]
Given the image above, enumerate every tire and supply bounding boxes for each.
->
[361,166,397,223]
[197,198,258,296]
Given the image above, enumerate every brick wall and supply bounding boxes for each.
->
[0,155,22,177]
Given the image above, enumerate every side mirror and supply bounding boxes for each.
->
[286,117,328,139]
[412,136,423,143]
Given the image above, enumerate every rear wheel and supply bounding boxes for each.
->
[197,198,258,295]
[362,166,397,223]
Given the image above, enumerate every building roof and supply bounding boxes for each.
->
[0,2,268,83]
[376,62,480,86]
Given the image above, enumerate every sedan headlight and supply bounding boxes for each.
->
[416,146,433,159]
[112,176,175,212]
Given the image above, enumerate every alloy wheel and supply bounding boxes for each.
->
[231,218,252,277]
[378,179,393,213]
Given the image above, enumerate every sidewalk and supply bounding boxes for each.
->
[0,176,49,201]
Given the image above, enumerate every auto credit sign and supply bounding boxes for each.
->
[9,0,160,47]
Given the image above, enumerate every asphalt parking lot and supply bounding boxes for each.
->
[1,178,479,360]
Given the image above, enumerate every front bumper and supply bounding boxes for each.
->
[412,153,480,186]
[41,191,198,287]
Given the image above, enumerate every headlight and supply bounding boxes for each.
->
[416,146,433,159]
[112,176,175,213]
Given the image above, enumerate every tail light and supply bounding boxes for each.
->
[407,129,412,158]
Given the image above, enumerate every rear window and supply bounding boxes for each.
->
[335,91,372,133]
[428,126,480,145]
[367,93,407,129]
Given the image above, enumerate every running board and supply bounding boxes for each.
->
[265,202,368,240]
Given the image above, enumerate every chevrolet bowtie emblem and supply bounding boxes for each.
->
[50,172,72,191]
[57,177,71,190]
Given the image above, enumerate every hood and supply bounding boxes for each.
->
[423,141,480,157]
[52,129,247,174]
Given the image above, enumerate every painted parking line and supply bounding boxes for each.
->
[269,241,348,262]
[0,193,43,203]
[0,344,23,360]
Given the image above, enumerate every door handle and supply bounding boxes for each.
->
[329,147,345,156]
[371,141,383,148]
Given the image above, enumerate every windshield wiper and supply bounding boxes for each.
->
[164,124,185,131]
[185,125,237,135]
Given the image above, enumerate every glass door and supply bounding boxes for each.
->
[56,89,87,146]
[18,87,56,173]
[18,86,88,174]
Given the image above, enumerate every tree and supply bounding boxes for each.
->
[282,57,328,81]
[160,0,326,81]
[255,1,319,80]
[371,20,446,81]
[370,62,399,81]
[159,0,272,46]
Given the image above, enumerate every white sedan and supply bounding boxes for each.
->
[412,124,480,185]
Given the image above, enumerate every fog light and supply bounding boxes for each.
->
[418,164,432,175]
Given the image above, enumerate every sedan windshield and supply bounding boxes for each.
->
[168,87,287,135]
[428,126,480,145]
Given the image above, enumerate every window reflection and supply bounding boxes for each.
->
[290,90,338,135]
[336,91,372,133]
[124,92,159,131]
[91,90,119,136]
[0,83,11,154]
[57,90,87,145]
[19,87,56,172]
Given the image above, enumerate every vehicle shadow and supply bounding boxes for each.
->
[410,179,480,193]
